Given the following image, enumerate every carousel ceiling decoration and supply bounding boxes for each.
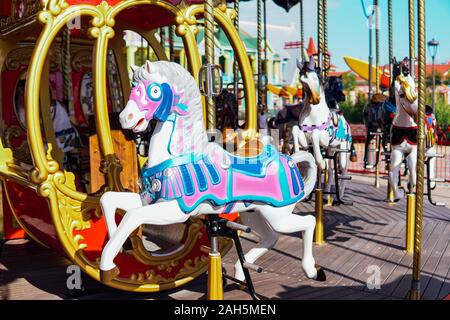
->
[0,0,41,36]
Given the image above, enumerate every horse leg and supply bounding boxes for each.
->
[292,125,300,152]
[406,147,417,193]
[325,158,333,197]
[312,129,326,170]
[258,204,324,281]
[389,148,404,201]
[234,211,278,282]
[100,191,143,237]
[427,145,437,189]
[338,141,349,197]
[292,125,308,152]
[100,200,189,276]
[364,132,372,167]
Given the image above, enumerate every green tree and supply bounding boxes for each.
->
[342,72,357,92]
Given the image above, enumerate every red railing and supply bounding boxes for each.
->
[348,124,450,181]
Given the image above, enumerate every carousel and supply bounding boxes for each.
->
[0,0,446,301]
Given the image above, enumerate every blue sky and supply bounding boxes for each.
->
[238,0,450,70]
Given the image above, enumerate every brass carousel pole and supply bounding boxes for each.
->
[374,0,379,93]
[323,0,328,78]
[410,0,426,300]
[386,0,395,202]
[315,0,325,245]
[257,0,262,105]
[388,0,393,83]
[61,26,73,117]
[169,26,175,62]
[300,0,304,54]
[263,0,268,105]
[317,0,324,76]
[323,0,332,206]
[204,0,222,301]
[409,0,415,76]
[233,0,240,120]
[373,0,380,189]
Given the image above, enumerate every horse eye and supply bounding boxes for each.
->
[147,84,162,101]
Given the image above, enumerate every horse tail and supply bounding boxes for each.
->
[291,151,317,200]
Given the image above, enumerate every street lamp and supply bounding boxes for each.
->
[428,38,439,112]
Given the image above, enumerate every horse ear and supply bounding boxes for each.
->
[308,55,315,70]
[144,60,153,74]
[302,48,309,62]
[130,65,139,74]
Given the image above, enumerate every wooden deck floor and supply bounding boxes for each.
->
[1,177,449,300]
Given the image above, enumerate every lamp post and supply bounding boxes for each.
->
[428,38,439,112]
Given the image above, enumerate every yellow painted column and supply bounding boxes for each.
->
[314,188,324,245]
[406,193,416,253]
[126,45,137,78]
[207,252,224,300]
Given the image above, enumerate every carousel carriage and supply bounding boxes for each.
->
[0,0,261,292]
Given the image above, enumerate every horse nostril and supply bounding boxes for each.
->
[128,113,134,121]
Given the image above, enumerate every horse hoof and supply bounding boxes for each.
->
[315,266,326,282]
[100,266,120,283]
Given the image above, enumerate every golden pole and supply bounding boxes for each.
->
[204,0,222,300]
[299,0,304,54]
[374,0,380,93]
[169,26,175,62]
[314,168,324,244]
[323,0,328,78]
[410,0,426,301]
[257,0,262,104]
[204,0,217,131]
[406,193,416,253]
[409,0,415,76]
[388,0,393,77]
[386,0,394,202]
[233,0,240,109]
[314,188,324,245]
[387,162,395,203]
[317,0,324,74]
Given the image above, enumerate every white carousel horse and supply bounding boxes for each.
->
[292,56,353,198]
[388,66,421,201]
[98,60,325,283]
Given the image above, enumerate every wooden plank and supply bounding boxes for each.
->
[377,221,438,298]
[422,239,450,300]
[391,221,448,298]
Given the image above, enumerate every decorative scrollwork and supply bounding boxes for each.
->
[71,49,92,72]
[41,0,69,16]
[0,1,41,36]
[5,46,34,71]
[3,126,32,164]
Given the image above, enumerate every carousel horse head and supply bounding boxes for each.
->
[297,55,321,105]
[393,58,418,112]
[325,75,345,109]
[395,67,418,117]
[119,60,198,133]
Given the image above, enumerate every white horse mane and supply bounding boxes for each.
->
[133,61,209,153]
